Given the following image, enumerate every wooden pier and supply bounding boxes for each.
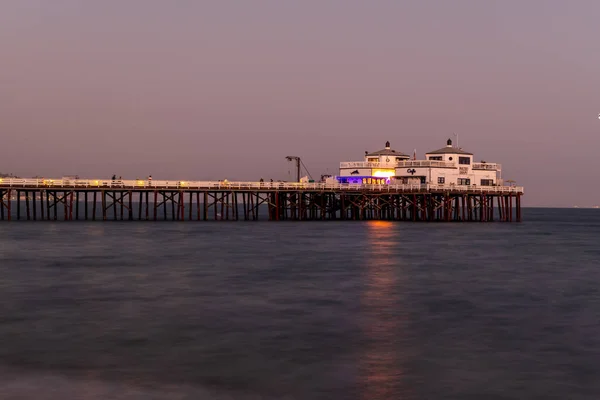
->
[0,178,523,222]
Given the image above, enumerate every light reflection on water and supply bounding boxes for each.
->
[360,221,407,399]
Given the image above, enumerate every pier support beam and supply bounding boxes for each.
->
[0,186,523,223]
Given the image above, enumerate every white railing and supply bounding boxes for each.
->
[397,160,455,168]
[339,162,381,169]
[340,160,456,169]
[0,178,524,194]
[423,184,523,193]
[472,163,501,170]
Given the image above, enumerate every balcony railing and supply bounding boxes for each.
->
[340,160,501,170]
[341,160,456,169]
[396,160,455,168]
[339,162,381,169]
[472,163,501,170]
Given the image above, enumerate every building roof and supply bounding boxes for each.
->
[366,149,410,157]
[426,147,473,155]
[426,139,473,156]
[366,141,410,158]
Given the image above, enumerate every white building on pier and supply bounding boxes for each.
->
[338,141,410,185]
[338,139,502,187]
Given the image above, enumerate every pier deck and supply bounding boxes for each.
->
[0,178,523,222]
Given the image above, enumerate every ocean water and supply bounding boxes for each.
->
[0,208,599,399]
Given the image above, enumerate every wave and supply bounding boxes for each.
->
[0,366,280,400]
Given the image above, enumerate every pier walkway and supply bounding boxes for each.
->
[0,178,523,222]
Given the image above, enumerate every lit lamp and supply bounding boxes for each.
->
[372,169,394,184]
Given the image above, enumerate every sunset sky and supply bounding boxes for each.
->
[1,0,599,206]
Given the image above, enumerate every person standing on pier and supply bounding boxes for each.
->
[148,175,152,186]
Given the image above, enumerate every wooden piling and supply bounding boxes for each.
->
[0,183,523,223]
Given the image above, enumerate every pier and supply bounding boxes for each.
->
[0,178,523,222]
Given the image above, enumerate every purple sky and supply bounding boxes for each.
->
[1,0,599,207]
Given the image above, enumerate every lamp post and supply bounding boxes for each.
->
[285,156,301,182]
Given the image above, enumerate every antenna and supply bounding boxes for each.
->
[453,133,459,148]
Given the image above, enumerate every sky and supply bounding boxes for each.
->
[1,0,599,207]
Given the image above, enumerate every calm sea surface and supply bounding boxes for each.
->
[0,208,599,399]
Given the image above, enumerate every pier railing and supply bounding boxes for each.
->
[0,178,524,194]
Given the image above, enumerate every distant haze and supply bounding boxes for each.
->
[1,0,599,207]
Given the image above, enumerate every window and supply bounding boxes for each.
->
[457,178,471,185]
[395,157,404,162]
[459,157,471,165]
[367,158,378,162]
[448,157,453,161]
[429,156,443,161]
[481,179,493,186]
[438,177,445,184]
